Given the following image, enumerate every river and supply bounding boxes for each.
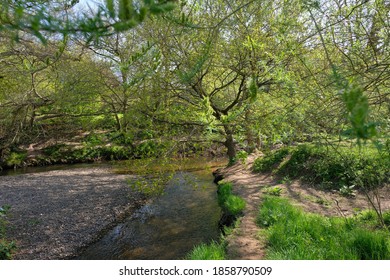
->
[0,159,224,260]
[77,170,222,259]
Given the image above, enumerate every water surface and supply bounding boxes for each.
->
[77,170,222,260]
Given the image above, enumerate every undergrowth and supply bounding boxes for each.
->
[253,143,389,190]
[253,147,290,173]
[0,206,16,260]
[187,182,246,260]
[257,196,390,260]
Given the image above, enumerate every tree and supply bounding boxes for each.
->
[0,0,177,42]
[0,34,110,155]
[141,0,308,159]
[83,30,160,132]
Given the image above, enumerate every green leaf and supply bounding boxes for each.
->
[105,0,116,18]
[248,75,258,102]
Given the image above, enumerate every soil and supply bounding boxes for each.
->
[0,166,146,260]
[217,153,390,260]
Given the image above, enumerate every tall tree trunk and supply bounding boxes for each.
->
[224,125,236,160]
[244,110,254,152]
[114,113,122,131]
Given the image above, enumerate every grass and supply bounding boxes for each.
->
[262,185,283,196]
[217,182,246,216]
[257,196,390,260]
[253,147,290,173]
[186,241,226,260]
[186,181,247,260]
[253,143,389,191]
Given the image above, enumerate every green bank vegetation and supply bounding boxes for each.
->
[257,196,390,260]
[217,182,246,217]
[186,182,245,260]
[186,240,227,260]
[0,206,16,260]
[253,143,389,191]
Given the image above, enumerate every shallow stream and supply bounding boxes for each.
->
[1,159,223,259]
[76,170,221,259]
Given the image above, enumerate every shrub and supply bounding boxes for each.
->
[5,151,27,167]
[0,206,16,260]
[383,211,390,228]
[236,150,248,164]
[83,133,105,146]
[0,240,16,260]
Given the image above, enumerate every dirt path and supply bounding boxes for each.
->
[217,153,390,260]
[0,166,145,260]
[218,154,272,259]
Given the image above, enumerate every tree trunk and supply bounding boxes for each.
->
[114,113,122,131]
[244,110,254,152]
[224,125,236,160]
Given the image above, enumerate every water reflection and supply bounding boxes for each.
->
[77,171,221,260]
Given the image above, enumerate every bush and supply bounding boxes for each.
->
[236,150,248,164]
[0,206,16,260]
[133,140,167,159]
[383,212,390,227]
[0,240,16,260]
[5,151,27,167]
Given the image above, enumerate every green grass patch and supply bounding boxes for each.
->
[186,241,226,260]
[257,196,390,260]
[254,144,389,190]
[262,186,283,196]
[217,182,246,216]
[253,147,290,172]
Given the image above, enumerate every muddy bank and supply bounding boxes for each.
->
[0,166,146,260]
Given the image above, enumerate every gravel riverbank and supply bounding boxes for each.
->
[0,166,145,260]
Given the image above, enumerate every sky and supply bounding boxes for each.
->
[74,0,100,13]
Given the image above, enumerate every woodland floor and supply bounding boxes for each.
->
[218,153,390,260]
[0,166,145,260]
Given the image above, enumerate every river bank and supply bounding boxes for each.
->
[1,158,227,260]
[1,166,146,259]
[213,153,390,260]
